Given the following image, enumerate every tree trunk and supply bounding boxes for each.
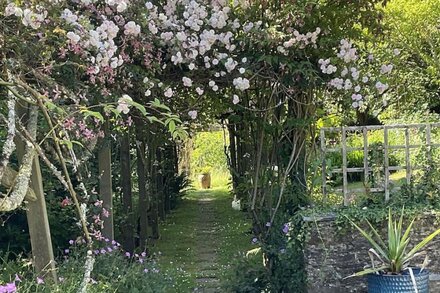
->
[120,131,135,252]
[98,121,114,241]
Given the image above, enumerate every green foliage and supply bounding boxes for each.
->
[190,131,228,175]
[346,207,440,275]
[0,248,177,292]
[224,253,269,293]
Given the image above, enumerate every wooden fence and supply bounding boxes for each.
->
[320,123,440,205]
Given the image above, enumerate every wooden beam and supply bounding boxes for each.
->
[1,165,37,202]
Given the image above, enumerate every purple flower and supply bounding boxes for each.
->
[0,282,17,293]
[69,240,74,245]
[143,268,149,273]
[36,277,44,285]
[251,237,258,244]
[141,252,146,257]
[282,223,290,234]
[94,250,100,255]
[14,275,21,283]
[107,247,113,252]
[125,252,131,258]
[100,249,106,254]
[64,249,70,254]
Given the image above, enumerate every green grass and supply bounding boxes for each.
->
[153,186,252,292]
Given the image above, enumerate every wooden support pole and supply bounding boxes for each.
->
[342,127,348,206]
[362,127,369,189]
[98,125,114,241]
[384,126,390,201]
[426,124,432,166]
[15,104,57,280]
[120,131,135,252]
[405,128,411,184]
[320,128,327,202]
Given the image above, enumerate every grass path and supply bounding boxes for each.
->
[153,187,252,292]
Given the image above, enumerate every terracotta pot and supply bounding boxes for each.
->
[199,173,211,189]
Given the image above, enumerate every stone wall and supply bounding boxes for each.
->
[303,213,440,293]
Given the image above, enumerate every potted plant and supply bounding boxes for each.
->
[346,208,440,293]
[198,166,212,189]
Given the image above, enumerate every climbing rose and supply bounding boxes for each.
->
[188,110,198,120]
[232,95,240,104]
[124,21,141,36]
[117,95,133,114]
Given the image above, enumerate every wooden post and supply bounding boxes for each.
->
[426,124,432,166]
[342,127,349,206]
[384,126,390,201]
[320,128,327,201]
[405,128,411,184]
[98,125,114,241]
[135,117,149,249]
[15,104,57,280]
[362,127,369,189]
[120,131,135,252]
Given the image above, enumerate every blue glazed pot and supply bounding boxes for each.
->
[367,269,429,293]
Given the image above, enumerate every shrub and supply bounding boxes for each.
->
[0,242,177,293]
[223,253,269,292]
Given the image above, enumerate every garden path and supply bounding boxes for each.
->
[154,187,252,292]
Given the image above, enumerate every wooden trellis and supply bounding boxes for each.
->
[320,123,440,205]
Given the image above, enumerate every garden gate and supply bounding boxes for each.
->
[320,123,440,205]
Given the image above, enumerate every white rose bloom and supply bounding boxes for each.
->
[117,95,133,114]
[196,87,204,96]
[145,2,154,9]
[233,77,250,91]
[124,21,141,36]
[117,1,128,13]
[164,88,174,97]
[233,95,240,104]
[67,32,81,45]
[188,110,198,120]
[375,82,389,94]
[182,77,193,87]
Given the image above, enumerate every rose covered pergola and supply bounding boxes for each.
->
[0,0,394,291]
